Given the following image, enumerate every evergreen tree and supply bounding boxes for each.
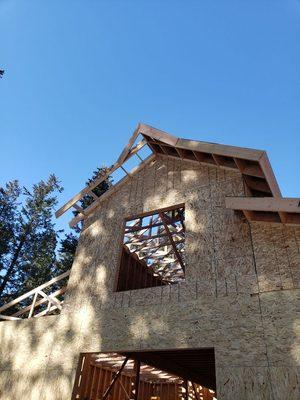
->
[55,232,79,274]
[0,175,62,304]
[73,166,113,232]
[80,166,112,208]
[0,167,112,305]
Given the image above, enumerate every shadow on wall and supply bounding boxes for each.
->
[0,157,299,400]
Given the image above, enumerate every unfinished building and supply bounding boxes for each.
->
[0,123,299,399]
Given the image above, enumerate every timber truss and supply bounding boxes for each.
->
[56,123,300,227]
[116,204,185,291]
[0,270,70,321]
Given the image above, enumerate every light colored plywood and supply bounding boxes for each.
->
[1,156,299,400]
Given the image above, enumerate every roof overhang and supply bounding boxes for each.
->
[56,123,299,227]
[139,124,281,198]
[225,197,300,225]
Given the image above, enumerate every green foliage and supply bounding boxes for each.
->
[0,175,63,304]
[0,167,112,305]
[56,232,79,274]
[73,166,113,232]
[80,166,112,208]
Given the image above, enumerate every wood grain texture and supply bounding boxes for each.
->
[0,156,299,399]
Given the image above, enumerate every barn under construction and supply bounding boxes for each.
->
[0,123,299,399]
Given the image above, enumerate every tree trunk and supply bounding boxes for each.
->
[0,225,30,297]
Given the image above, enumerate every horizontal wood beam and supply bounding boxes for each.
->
[225,197,300,213]
[175,138,264,161]
[0,314,21,321]
[0,270,70,314]
[12,287,67,317]
[123,351,215,390]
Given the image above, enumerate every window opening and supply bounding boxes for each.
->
[116,204,185,291]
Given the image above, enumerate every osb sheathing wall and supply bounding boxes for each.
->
[0,155,299,400]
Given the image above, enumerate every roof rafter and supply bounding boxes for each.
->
[55,122,298,227]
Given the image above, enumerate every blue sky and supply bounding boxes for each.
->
[1,0,299,231]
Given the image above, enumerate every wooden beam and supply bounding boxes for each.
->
[57,128,146,220]
[72,203,86,215]
[0,314,21,321]
[28,292,38,318]
[68,154,155,228]
[117,123,141,165]
[159,212,185,273]
[119,379,131,400]
[139,123,179,146]
[192,382,199,400]
[123,139,147,163]
[258,152,282,197]
[57,122,285,227]
[225,197,300,214]
[38,290,62,310]
[124,230,184,245]
[184,381,189,400]
[102,357,129,400]
[175,138,264,161]
[125,217,181,234]
[0,270,70,314]
[124,203,184,222]
[12,287,67,318]
[141,125,281,198]
[55,162,119,218]
[133,360,141,400]
[33,302,64,318]
[278,211,288,224]
[243,175,272,194]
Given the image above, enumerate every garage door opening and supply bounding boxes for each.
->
[72,349,217,400]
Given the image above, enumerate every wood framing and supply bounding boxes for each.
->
[0,270,70,320]
[71,351,216,400]
[225,197,300,225]
[116,204,186,291]
[1,124,300,399]
[55,123,291,228]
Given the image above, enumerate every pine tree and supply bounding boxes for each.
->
[0,175,63,304]
[55,232,79,274]
[72,166,113,233]
[0,167,112,305]
[80,166,112,209]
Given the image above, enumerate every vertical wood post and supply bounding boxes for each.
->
[133,360,141,400]
[102,357,129,400]
[184,380,189,400]
[192,382,199,400]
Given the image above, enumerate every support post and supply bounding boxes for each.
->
[133,360,141,400]
[184,380,189,400]
[102,357,129,400]
[192,382,199,400]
